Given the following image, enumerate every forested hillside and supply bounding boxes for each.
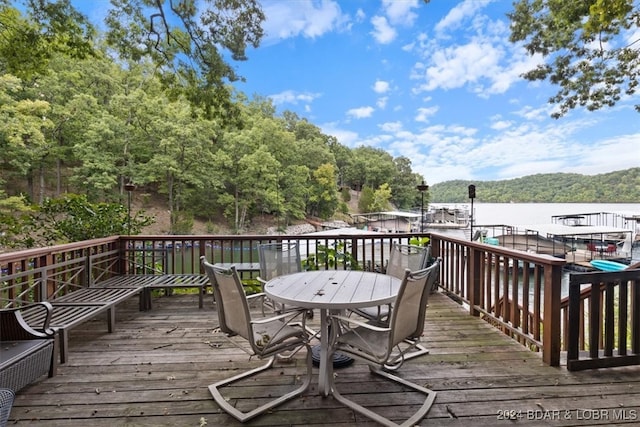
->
[430,168,640,203]
[1,2,638,250]
[0,1,424,240]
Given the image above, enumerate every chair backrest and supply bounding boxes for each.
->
[201,257,252,342]
[258,242,302,281]
[412,258,441,338]
[387,267,432,349]
[385,243,430,280]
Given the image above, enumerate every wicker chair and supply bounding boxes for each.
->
[0,302,57,393]
[0,389,14,427]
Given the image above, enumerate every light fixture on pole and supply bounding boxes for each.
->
[468,184,476,241]
[416,180,429,233]
[124,182,136,235]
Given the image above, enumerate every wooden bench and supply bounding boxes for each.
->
[145,274,210,309]
[22,287,143,364]
[89,275,160,311]
[0,302,57,392]
[91,274,208,310]
[21,302,110,364]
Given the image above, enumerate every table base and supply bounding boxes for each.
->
[311,345,353,368]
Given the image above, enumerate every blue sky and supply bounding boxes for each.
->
[77,0,640,184]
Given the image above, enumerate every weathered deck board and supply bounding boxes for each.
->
[8,291,640,426]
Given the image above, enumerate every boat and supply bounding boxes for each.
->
[474,220,637,271]
[493,231,570,257]
[350,206,471,235]
[421,204,470,230]
[590,259,628,272]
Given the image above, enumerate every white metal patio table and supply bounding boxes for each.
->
[263,270,401,396]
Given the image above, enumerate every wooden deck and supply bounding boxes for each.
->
[8,291,640,426]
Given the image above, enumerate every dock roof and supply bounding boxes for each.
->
[517,223,633,237]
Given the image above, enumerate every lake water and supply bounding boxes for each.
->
[469,203,640,297]
[471,203,640,227]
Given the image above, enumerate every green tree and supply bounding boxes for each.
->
[345,146,397,190]
[307,163,338,219]
[0,1,95,80]
[278,164,310,226]
[0,74,54,202]
[370,183,393,212]
[137,97,219,233]
[328,138,353,189]
[358,186,375,213]
[105,0,265,120]
[509,0,640,118]
[391,157,419,210]
[0,192,33,248]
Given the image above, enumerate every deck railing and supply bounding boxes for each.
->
[429,233,565,366]
[5,232,637,368]
[564,269,640,370]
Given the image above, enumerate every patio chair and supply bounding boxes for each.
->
[201,258,313,423]
[355,258,441,370]
[257,242,313,318]
[0,388,14,427]
[352,243,430,323]
[327,267,437,426]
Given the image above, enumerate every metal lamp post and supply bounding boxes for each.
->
[416,180,429,233]
[124,182,136,235]
[468,184,476,241]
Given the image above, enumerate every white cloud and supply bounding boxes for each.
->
[261,0,349,42]
[435,0,495,34]
[269,90,321,105]
[375,113,637,184]
[415,106,439,123]
[373,80,390,93]
[412,13,541,98]
[376,96,388,109]
[370,15,396,44]
[490,120,511,130]
[564,133,640,175]
[380,121,403,132]
[415,41,503,92]
[513,104,552,121]
[381,0,420,26]
[347,106,375,119]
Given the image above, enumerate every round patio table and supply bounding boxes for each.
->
[264,270,401,397]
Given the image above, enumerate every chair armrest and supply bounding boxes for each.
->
[246,292,266,302]
[251,308,307,325]
[0,302,56,340]
[329,314,391,332]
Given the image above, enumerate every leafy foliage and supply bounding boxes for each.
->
[0,192,33,248]
[509,0,640,117]
[430,168,640,203]
[25,194,153,247]
[301,241,361,271]
[0,0,95,80]
[104,0,265,120]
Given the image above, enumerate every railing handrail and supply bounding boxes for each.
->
[2,232,609,369]
[0,236,119,263]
